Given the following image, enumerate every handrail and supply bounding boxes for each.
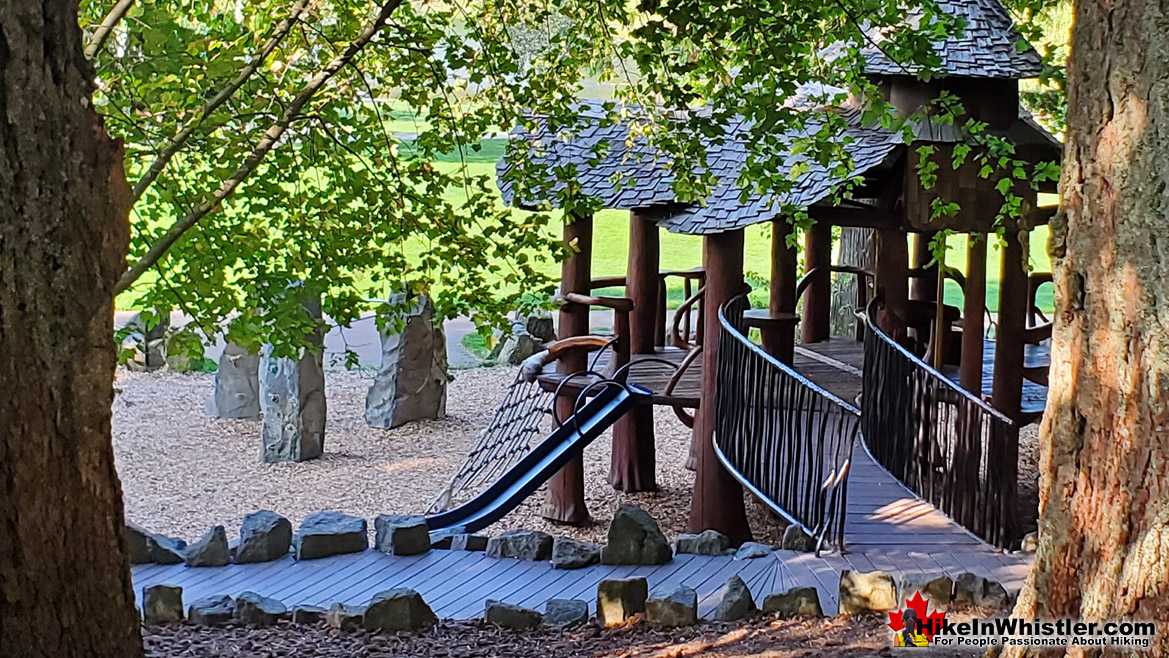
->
[865,299,1012,424]
[670,286,705,349]
[860,297,1019,548]
[714,294,860,553]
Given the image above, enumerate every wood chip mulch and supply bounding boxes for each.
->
[142,614,983,658]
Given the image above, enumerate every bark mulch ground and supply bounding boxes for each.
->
[143,614,984,658]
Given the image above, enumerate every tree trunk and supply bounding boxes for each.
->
[0,2,142,656]
[831,227,874,339]
[1006,0,1169,654]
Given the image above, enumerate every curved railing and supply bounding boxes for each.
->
[714,294,861,554]
[860,298,1019,548]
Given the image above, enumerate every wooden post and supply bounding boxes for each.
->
[763,217,798,363]
[802,222,832,343]
[689,228,752,544]
[610,210,659,492]
[960,234,988,393]
[991,222,1026,545]
[875,227,910,341]
[911,231,938,301]
[544,211,592,525]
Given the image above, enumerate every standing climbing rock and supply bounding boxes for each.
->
[260,287,326,462]
[207,342,261,420]
[365,294,448,429]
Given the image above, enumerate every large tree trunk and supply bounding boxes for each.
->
[1006,0,1169,654]
[0,2,142,657]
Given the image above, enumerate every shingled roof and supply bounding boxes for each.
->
[860,0,1043,79]
[496,99,903,236]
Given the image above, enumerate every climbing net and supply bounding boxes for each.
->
[427,369,557,513]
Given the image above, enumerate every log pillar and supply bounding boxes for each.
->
[990,222,1027,545]
[543,211,593,525]
[801,222,832,343]
[610,210,659,492]
[763,218,798,363]
[960,234,988,393]
[910,231,939,301]
[992,225,1028,419]
[875,227,910,341]
[688,228,752,544]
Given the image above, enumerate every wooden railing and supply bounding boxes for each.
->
[714,295,861,553]
[860,299,1019,548]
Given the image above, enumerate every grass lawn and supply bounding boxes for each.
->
[118,135,1056,315]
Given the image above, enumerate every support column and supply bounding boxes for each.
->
[544,211,592,525]
[910,231,939,301]
[990,222,1026,545]
[688,228,751,544]
[875,227,910,341]
[610,210,659,492]
[992,225,1027,419]
[801,222,832,343]
[960,234,988,393]
[763,218,798,363]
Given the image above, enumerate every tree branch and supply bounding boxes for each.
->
[130,0,314,203]
[115,0,404,295]
[85,0,136,59]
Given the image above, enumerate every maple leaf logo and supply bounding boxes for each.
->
[887,590,947,642]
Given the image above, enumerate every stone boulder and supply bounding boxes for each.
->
[544,599,589,627]
[188,595,236,626]
[326,602,366,630]
[714,575,757,621]
[184,526,231,567]
[1020,531,1039,552]
[646,584,698,628]
[142,585,184,624]
[597,577,648,627]
[734,542,774,560]
[486,529,553,561]
[207,342,261,420]
[674,529,730,556]
[485,600,543,630]
[954,574,1011,610]
[125,523,152,565]
[763,587,824,619]
[365,295,448,429]
[900,573,954,607]
[374,515,431,556]
[551,537,600,569]
[235,510,293,564]
[294,511,368,560]
[147,534,187,564]
[362,588,437,632]
[839,570,898,614]
[781,525,817,552]
[292,604,328,625]
[979,580,1012,610]
[600,505,672,565]
[234,591,287,626]
[260,290,326,462]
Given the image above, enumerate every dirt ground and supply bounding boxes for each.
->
[142,613,987,658]
[113,367,789,546]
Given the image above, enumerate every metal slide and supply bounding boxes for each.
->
[426,382,647,537]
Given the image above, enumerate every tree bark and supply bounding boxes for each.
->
[1006,0,1169,654]
[0,1,142,656]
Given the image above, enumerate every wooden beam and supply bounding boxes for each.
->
[808,205,898,228]
[544,211,592,525]
[610,210,659,493]
[763,218,798,363]
[802,222,832,343]
[990,221,1026,545]
[910,232,938,301]
[689,228,751,544]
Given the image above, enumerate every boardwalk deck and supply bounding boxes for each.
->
[131,334,1035,621]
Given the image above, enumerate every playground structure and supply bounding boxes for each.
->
[426,0,1060,551]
